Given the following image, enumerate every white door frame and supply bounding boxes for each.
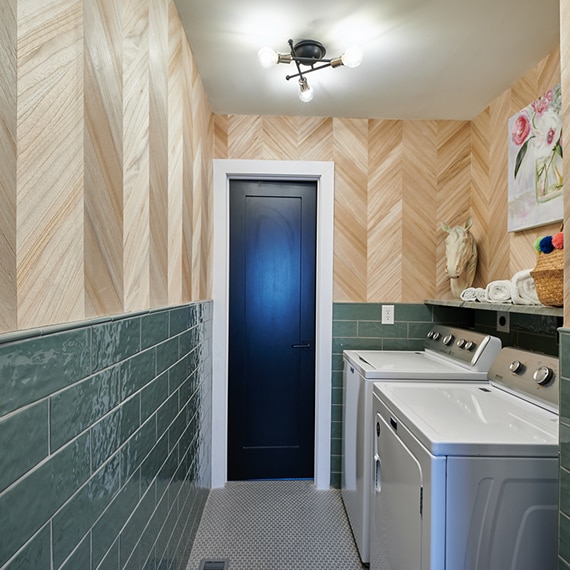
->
[212,159,334,489]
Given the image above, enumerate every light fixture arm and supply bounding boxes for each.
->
[285,61,333,81]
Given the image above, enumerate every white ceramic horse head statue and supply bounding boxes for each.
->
[441,217,478,298]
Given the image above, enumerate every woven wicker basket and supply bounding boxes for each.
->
[530,248,564,306]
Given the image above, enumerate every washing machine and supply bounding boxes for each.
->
[341,325,501,563]
[370,347,559,570]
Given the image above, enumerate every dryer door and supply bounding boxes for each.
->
[372,410,423,570]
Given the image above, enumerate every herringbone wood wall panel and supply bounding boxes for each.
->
[215,49,561,304]
[0,0,17,332]
[0,0,213,333]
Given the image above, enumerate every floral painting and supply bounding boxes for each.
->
[507,83,563,232]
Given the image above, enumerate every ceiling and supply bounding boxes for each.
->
[174,0,560,121]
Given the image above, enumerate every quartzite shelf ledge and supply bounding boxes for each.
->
[424,299,563,318]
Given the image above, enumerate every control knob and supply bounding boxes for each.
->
[442,334,454,346]
[431,332,441,341]
[456,338,466,349]
[533,366,554,386]
[464,341,475,351]
[426,330,434,339]
[509,360,524,374]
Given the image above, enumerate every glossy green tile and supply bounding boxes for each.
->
[120,348,156,400]
[50,365,120,451]
[332,337,382,353]
[5,524,50,570]
[156,337,179,375]
[141,434,169,492]
[157,393,179,439]
[91,317,141,373]
[52,454,120,568]
[59,532,91,569]
[170,306,190,337]
[119,483,157,567]
[333,302,381,321]
[357,321,408,339]
[141,311,169,351]
[332,321,357,338]
[397,303,433,322]
[0,432,90,566]
[407,321,433,340]
[96,540,120,570]
[383,338,425,351]
[0,401,48,493]
[0,328,91,416]
[121,418,157,483]
[560,420,570,470]
[561,331,570,379]
[169,355,189,395]
[560,513,570,565]
[92,477,140,568]
[141,371,169,423]
[561,467,570,516]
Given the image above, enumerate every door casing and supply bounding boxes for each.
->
[212,159,334,489]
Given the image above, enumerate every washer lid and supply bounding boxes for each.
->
[344,350,489,380]
[373,381,558,457]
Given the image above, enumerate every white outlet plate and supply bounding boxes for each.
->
[382,305,395,325]
[497,311,510,333]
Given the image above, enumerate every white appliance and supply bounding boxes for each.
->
[370,347,559,570]
[341,325,501,563]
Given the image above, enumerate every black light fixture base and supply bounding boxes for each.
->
[291,39,326,65]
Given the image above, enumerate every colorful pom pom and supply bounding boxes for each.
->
[534,237,543,253]
[539,235,554,254]
[552,231,564,249]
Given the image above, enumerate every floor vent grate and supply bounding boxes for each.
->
[198,559,230,570]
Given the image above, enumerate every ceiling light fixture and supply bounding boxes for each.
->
[257,39,363,103]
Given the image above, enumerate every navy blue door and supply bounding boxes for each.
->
[228,179,317,480]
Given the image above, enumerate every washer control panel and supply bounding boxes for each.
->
[488,347,559,411]
[424,325,501,371]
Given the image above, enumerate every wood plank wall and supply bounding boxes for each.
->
[215,48,561,303]
[0,0,213,334]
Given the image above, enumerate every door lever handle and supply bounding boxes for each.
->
[292,343,311,349]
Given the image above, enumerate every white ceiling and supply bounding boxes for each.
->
[174,0,560,120]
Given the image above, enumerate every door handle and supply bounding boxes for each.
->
[292,343,311,349]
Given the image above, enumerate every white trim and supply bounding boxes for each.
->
[212,159,334,490]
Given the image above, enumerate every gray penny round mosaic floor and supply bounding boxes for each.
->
[185,480,366,570]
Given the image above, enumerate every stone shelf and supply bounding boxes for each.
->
[424,298,563,318]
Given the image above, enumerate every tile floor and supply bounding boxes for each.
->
[185,480,366,570]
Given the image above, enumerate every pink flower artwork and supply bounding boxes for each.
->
[507,83,563,232]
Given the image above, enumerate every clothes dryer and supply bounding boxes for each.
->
[370,347,559,570]
[341,325,501,563]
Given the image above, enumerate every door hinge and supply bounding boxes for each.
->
[420,486,423,516]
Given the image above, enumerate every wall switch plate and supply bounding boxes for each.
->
[497,311,510,333]
[382,305,395,325]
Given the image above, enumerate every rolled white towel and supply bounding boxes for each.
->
[460,288,478,301]
[460,287,486,301]
[485,280,513,303]
[475,288,487,301]
[511,269,541,305]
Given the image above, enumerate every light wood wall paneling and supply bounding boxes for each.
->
[333,118,368,301]
[471,108,491,288]
[368,119,404,302]
[298,117,333,162]
[191,60,213,300]
[487,90,511,282]
[149,0,169,307]
[214,114,228,159]
[182,36,194,301]
[562,2,570,319]
[0,0,17,332]
[435,121,471,298]
[167,0,184,304]
[228,115,263,158]
[403,120,438,301]
[17,0,85,329]
[122,0,150,312]
[84,0,124,317]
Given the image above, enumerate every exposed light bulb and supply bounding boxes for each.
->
[257,46,278,68]
[341,46,363,68]
[298,78,314,103]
